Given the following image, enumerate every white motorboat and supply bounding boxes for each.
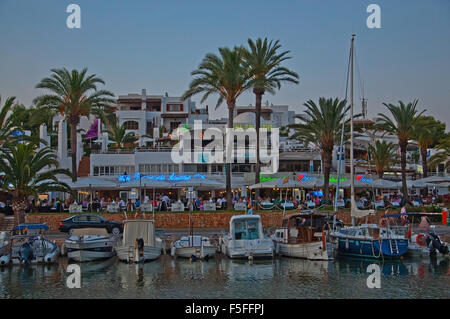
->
[115,219,163,263]
[0,223,59,266]
[171,235,216,260]
[272,212,334,260]
[65,228,117,262]
[220,214,274,260]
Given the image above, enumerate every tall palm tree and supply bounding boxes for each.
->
[182,47,251,209]
[376,100,425,202]
[243,38,299,191]
[34,68,115,181]
[0,96,16,146]
[289,98,349,203]
[368,140,397,179]
[0,142,73,226]
[412,116,446,178]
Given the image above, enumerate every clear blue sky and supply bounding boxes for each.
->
[0,0,449,126]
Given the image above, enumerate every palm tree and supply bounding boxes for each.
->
[34,68,115,181]
[368,140,397,179]
[243,38,299,191]
[0,96,16,146]
[376,100,425,202]
[0,142,73,226]
[108,122,137,149]
[412,116,446,178]
[182,47,251,209]
[429,137,450,171]
[289,98,349,203]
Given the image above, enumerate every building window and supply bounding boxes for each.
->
[167,104,183,112]
[123,121,139,130]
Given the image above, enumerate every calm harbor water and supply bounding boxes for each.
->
[0,255,448,299]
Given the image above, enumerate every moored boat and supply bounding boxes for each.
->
[115,219,163,263]
[272,212,334,260]
[331,224,409,259]
[0,223,59,266]
[171,235,216,260]
[65,228,117,262]
[220,214,274,260]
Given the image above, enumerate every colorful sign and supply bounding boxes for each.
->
[119,172,206,183]
[297,173,316,182]
[260,175,280,182]
[356,174,373,183]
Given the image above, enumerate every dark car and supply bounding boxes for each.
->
[59,214,123,236]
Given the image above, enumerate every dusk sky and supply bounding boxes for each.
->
[0,0,449,127]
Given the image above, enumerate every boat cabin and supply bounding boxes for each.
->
[276,213,328,244]
[230,215,263,241]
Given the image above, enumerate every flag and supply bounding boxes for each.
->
[282,176,289,184]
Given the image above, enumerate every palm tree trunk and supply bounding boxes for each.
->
[69,117,79,182]
[323,149,332,204]
[254,89,263,200]
[12,197,27,227]
[420,146,428,178]
[400,140,408,205]
[378,170,384,179]
[226,104,235,210]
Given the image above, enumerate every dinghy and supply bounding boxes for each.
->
[65,228,117,262]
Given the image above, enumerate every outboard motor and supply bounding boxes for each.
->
[20,242,34,264]
[426,232,449,256]
[134,238,145,262]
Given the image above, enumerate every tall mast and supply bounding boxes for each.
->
[350,34,355,226]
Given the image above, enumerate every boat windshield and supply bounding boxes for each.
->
[233,219,259,240]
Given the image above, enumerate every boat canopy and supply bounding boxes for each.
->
[13,223,49,231]
[122,220,155,247]
[72,228,109,237]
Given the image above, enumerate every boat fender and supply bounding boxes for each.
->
[135,238,144,257]
[415,233,426,246]
[171,246,176,257]
[0,254,10,266]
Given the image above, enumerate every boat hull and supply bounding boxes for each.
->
[336,238,408,258]
[116,245,161,263]
[274,241,332,260]
[65,238,116,262]
[221,239,274,260]
[171,246,216,259]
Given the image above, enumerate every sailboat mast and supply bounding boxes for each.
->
[350,34,355,226]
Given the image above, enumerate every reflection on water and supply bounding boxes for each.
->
[0,255,448,299]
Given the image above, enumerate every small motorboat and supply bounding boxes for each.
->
[0,223,59,266]
[171,235,216,260]
[272,212,334,260]
[115,219,163,263]
[220,214,274,260]
[65,228,117,262]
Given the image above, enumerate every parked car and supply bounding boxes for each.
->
[59,214,123,235]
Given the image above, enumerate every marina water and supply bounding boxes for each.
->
[0,255,448,299]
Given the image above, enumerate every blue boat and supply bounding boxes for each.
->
[331,224,409,259]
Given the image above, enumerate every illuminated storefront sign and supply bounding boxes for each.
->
[260,175,282,182]
[356,175,373,183]
[297,173,316,182]
[329,177,347,182]
[119,172,206,183]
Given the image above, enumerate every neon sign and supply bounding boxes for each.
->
[297,173,316,182]
[260,175,282,182]
[119,172,206,183]
[356,175,373,183]
[329,177,347,182]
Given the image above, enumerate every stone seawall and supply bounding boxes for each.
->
[24,210,387,232]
